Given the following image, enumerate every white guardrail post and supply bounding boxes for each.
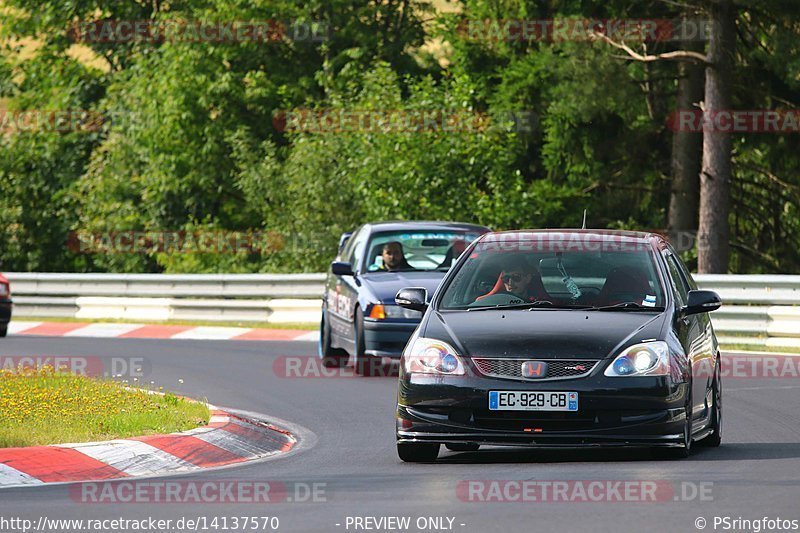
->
[4,273,800,346]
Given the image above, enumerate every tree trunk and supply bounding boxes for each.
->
[698,0,736,273]
[668,36,704,251]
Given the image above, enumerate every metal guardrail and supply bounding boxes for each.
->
[5,273,800,347]
[5,273,326,324]
[691,275,800,349]
[693,274,800,305]
[5,272,326,298]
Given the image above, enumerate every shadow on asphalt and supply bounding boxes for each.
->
[436,445,735,464]
[349,360,400,378]
[677,442,800,461]
[439,448,658,464]
[436,442,800,463]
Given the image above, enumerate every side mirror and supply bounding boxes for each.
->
[338,232,353,252]
[395,287,428,312]
[331,261,354,276]
[681,290,722,316]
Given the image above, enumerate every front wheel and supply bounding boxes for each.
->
[353,307,377,376]
[319,309,348,368]
[0,325,7,338]
[398,442,440,463]
[699,359,722,447]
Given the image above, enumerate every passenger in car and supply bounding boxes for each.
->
[436,239,468,270]
[595,266,653,306]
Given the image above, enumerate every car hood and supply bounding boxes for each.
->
[360,271,447,304]
[425,309,667,360]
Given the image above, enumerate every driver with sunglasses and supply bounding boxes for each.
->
[476,255,550,302]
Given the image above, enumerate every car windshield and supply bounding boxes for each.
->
[364,230,482,272]
[439,234,666,310]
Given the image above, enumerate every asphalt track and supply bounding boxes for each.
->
[1,336,799,533]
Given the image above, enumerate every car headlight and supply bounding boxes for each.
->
[402,337,465,375]
[368,304,422,320]
[604,341,670,377]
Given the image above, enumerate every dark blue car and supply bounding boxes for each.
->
[319,221,490,374]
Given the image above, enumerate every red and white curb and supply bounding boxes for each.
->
[8,321,319,342]
[0,408,297,489]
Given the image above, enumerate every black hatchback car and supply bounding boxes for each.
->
[395,230,722,462]
[320,221,490,374]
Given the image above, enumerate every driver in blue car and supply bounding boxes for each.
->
[379,241,414,272]
[476,254,550,302]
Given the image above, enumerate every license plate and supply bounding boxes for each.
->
[488,391,578,411]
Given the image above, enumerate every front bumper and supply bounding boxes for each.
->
[363,319,418,358]
[0,299,11,325]
[396,369,689,448]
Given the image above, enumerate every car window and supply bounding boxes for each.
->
[344,226,368,270]
[439,237,666,310]
[339,226,360,261]
[665,254,690,306]
[669,247,699,290]
[363,231,481,272]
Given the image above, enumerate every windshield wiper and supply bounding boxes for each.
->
[466,302,593,311]
[590,302,665,311]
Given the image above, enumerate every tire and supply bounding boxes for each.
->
[398,442,440,463]
[319,309,348,368]
[0,325,7,338]
[699,359,722,447]
[353,307,376,376]
[445,443,480,452]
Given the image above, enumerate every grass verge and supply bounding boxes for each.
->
[0,366,209,448]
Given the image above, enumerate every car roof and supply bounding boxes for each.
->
[480,228,663,244]
[365,221,491,233]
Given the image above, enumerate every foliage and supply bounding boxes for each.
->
[0,0,798,273]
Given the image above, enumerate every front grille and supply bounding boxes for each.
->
[471,358,599,381]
